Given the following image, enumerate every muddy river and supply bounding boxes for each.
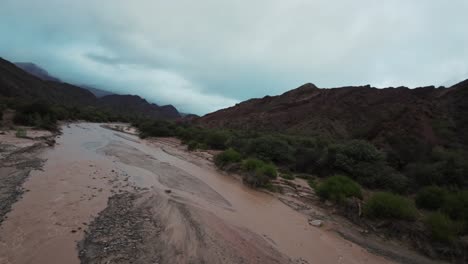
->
[0,123,393,264]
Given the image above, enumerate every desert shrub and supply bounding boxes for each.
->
[293,146,326,173]
[243,172,270,187]
[255,163,277,179]
[333,140,384,166]
[315,175,362,203]
[138,120,175,138]
[406,148,468,188]
[380,172,410,194]
[241,159,277,187]
[15,128,27,138]
[187,140,199,151]
[205,130,231,149]
[416,186,448,210]
[308,178,317,189]
[442,190,468,223]
[322,140,398,190]
[214,148,242,167]
[350,161,384,183]
[405,162,443,187]
[246,135,293,163]
[242,158,266,171]
[425,212,462,242]
[281,172,295,180]
[13,101,58,130]
[364,192,417,221]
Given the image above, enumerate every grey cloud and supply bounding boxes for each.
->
[0,0,467,114]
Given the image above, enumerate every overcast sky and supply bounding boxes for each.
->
[1,0,467,114]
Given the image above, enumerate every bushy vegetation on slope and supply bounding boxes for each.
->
[0,97,134,131]
[134,119,468,251]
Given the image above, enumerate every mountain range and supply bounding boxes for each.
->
[4,56,468,164]
[0,57,180,119]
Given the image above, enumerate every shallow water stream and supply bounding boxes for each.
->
[0,123,392,264]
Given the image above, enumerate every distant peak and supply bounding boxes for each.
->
[282,83,318,96]
[297,83,318,90]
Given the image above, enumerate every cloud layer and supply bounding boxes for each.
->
[1,0,467,114]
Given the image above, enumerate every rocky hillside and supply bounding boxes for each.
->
[0,57,180,119]
[198,81,468,163]
[1,58,95,105]
[15,62,115,98]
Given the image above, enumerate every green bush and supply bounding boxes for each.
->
[242,158,266,171]
[246,135,293,163]
[364,192,417,221]
[405,148,468,188]
[308,178,317,189]
[187,140,199,151]
[241,158,277,187]
[425,212,462,242]
[205,130,231,149]
[334,140,383,165]
[281,173,295,180]
[15,128,27,138]
[416,186,448,210]
[442,190,468,223]
[214,148,242,167]
[255,163,277,179]
[315,175,362,203]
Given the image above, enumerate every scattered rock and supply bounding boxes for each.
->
[308,219,323,227]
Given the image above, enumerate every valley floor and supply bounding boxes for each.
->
[0,123,441,264]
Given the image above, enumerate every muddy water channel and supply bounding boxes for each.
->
[0,123,392,264]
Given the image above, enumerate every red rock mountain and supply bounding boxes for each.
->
[198,81,468,161]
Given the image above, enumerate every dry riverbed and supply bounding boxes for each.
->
[0,123,439,264]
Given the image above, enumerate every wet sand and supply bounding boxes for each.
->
[0,123,394,264]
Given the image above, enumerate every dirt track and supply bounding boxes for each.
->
[0,123,397,264]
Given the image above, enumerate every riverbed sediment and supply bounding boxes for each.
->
[0,123,415,264]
